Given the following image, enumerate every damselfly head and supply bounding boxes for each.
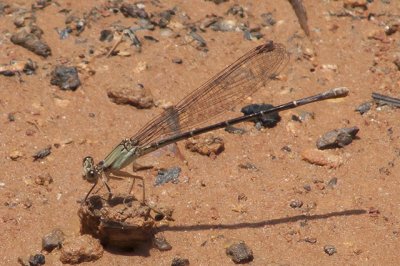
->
[82,156,98,183]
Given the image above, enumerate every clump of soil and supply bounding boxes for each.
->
[79,194,155,249]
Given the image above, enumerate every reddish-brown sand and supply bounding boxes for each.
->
[1,0,400,265]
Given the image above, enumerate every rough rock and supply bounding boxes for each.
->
[59,235,103,264]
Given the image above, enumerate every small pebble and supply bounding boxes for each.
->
[210,19,238,32]
[33,146,51,161]
[291,111,315,122]
[139,19,155,30]
[227,5,245,18]
[26,129,36,136]
[243,29,263,41]
[42,228,65,252]
[189,31,207,47]
[99,29,113,42]
[171,257,190,266]
[260,12,276,26]
[199,15,219,30]
[60,235,103,264]
[355,102,372,115]
[327,177,338,188]
[206,0,229,4]
[33,0,52,9]
[144,35,159,42]
[324,245,337,256]
[28,254,45,266]
[316,127,359,150]
[50,66,81,91]
[290,199,303,208]
[303,184,311,192]
[157,9,175,28]
[120,3,148,19]
[10,150,24,160]
[304,237,317,244]
[35,174,53,186]
[225,125,246,135]
[238,162,258,171]
[238,193,247,201]
[58,27,72,40]
[154,166,181,186]
[172,58,183,64]
[153,236,172,251]
[281,145,292,152]
[14,15,28,28]
[226,241,254,264]
[65,16,86,35]
[160,28,175,38]
[7,113,15,122]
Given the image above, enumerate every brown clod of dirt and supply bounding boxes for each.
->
[107,84,154,109]
[59,234,103,264]
[301,149,343,168]
[185,134,225,157]
[78,195,155,249]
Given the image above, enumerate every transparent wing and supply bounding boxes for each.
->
[130,41,289,147]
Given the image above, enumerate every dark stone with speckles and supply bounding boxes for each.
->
[316,127,359,150]
[355,102,372,115]
[50,66,81,91]
[226,241,253,264]
[153,236,172,251]
[33,146,51,161]
[28,254,45,265]
[290,199,303,208]
[324,245,337,255]
[171,257,190,266]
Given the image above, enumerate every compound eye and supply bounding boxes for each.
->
[86,170,96,182]
[83,156,94,166]
[82,156,97,182]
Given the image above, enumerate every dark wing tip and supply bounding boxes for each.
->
[256,41,288,58]
[256,40,274,53]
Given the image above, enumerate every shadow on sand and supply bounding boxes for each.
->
[105,209,366,256]
[158,209,367,232]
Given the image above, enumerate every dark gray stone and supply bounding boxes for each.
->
[154,167,181,186]
[153,236,172,251]
[316,127,359,150]
[171,257,189,266]
[226,241,253,264]
[42,228,65,252]
[50,66,81,90]
[324,245,337,256]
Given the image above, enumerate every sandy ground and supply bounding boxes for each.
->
[1,0,400,265]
